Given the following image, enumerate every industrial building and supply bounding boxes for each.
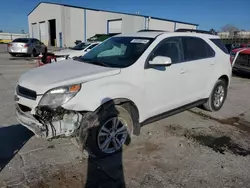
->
[28,2,198,47]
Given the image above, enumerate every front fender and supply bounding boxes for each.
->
[62,79,145,117]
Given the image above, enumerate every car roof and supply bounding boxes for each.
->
[115,31,220,39]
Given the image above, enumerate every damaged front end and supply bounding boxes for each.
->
[16,103,84,139]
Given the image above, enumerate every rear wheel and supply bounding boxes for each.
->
[32,49,37,57]
[77,104,133,158]
[203,79,227,111]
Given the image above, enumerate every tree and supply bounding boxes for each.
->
[221,24,239,32]
[0,30,2,33]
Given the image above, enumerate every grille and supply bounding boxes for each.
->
[16,85,37,100]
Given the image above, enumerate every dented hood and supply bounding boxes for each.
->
[18,59,120,94]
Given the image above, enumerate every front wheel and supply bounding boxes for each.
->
[203,79,227,111]
[77,104,133,158]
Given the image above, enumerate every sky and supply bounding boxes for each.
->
[0,0,249,33]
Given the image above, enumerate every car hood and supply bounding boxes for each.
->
[18,59,121,94]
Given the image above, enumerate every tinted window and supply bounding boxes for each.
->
[210,39,229,54]
[151,37,183,63]
[183,37,215,61]
[71,43,89,50]
[32,39,41,44]
[80,37,153,68]
[13,38,29,43]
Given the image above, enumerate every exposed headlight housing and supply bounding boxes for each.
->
[39,84,81,108]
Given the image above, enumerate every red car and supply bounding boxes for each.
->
[231,47,250,74]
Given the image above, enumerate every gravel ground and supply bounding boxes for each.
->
[0,51,250,188]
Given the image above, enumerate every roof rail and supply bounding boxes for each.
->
[175,28,215,35]
[137,29,168,32]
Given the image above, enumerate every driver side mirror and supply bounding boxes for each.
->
[85,48,91,52]
[149,56,172,66]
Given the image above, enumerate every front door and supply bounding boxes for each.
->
[144,37,185,119]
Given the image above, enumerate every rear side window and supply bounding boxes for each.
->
[13,38,29,43]
[183,37,215,61]
[210,39,229,54]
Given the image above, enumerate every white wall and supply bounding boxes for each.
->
[28,2,197,47]
[148,19,175,31]
[69,8,84,46]
[28,3,62,46]
[175,23,197,30]
[0,33,29,43]
[85,10,145,40]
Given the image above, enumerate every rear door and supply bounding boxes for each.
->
[180,37,215,103]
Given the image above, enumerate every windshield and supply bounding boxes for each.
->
[79,37,153,68]
[71,43,90,50]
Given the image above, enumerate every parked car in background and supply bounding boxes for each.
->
[15,29,231,158]
[54,42,101,61]
[7,38,46,57]
[231,47,250,74]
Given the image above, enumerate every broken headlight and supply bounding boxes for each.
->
[39,84,81,108]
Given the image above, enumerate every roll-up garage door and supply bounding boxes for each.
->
[108,19,122,34]
[31,23,38,39]
[39,22,46,44]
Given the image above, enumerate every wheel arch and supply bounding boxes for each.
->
[96,98,141,136]
[218,75,229,88]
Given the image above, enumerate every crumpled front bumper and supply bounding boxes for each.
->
[15,104,46,138]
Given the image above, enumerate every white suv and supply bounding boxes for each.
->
[15,29,232,158]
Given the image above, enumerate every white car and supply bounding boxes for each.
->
[15,29,232,158]
[54,42,101,61]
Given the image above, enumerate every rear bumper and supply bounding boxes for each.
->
[8,48,28,54]
[15,104,46,137]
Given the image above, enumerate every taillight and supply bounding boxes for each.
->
[24,44,29,48]
[7,44,12,47]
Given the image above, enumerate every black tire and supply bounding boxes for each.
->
[203,79,227,112]
[32,49,37,57]
[77,104,133,158]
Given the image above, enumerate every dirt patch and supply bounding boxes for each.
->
[189,110,250,134]
[165,123,250,156]
[144,142,160,153]
[190,135,250,156]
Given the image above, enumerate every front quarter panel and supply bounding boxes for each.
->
[62,73,145,116]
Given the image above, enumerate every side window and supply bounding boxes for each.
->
[183,37,215,61]
[210,39,229,54]
[151,37,183,64]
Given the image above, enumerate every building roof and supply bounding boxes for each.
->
[28,2,199,26]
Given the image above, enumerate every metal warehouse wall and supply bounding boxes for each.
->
[28,3,197,47]
[28,3,62,46]
[61,6,85,47]
[148,18,175,31]
[85,10,145,40]
[175,22,197,30]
